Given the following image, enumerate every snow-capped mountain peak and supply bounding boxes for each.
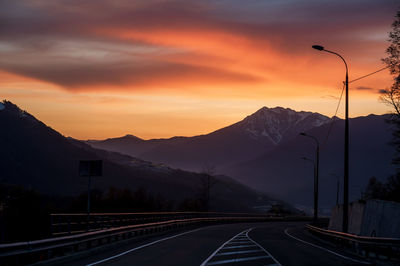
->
[240,106,330,145]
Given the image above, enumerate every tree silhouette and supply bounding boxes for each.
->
[367,10,400,202]
[381,10,400,117]
[364,10,400,201]
[381,10,400,169]
[362,177,385,200]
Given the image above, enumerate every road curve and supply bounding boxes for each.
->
[49,222,370,266]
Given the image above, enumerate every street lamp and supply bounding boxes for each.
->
[312,44,349,233]
[329,173,340,206]
[300,133,320,224]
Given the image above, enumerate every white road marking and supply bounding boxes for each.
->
[201,228,281,266]
[200,229,249,266]
[284,228,371,265]
[221,244,257,249]
[86,228,203,266]
[206,255,270,265]
[215,249,262,256]
[246,229,282,266]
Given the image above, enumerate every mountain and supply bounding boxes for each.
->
[88,107,331,172]
[223,114,396,213]
[0,100,280,212]
[86,106,395,213]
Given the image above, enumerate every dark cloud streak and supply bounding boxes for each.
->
[1,60,263,89]
[356,86,375,91]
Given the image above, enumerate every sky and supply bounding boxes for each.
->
[0,0,398,139]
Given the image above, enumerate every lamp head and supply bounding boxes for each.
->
[312,45,324,51]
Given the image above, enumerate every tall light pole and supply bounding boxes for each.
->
[301,156,317,223]
[312,44,349,233]
[300,133,319,224]
[330,173,340,206]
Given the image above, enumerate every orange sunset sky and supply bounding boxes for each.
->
[0,0,398,139]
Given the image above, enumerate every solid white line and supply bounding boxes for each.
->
[86,228,203,266]
[206,255,270,265]
[246,229,282,266]
[284,228,370,265]
[200,228,251,266]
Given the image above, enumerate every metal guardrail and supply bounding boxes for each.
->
[306,224,400,260]
[1,214,307,265]
[50,212,275,236]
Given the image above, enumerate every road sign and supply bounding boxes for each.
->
[79,160,102,231]
[79,160,102,177]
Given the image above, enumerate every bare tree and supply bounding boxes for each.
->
[381,10,400,166]
[373,9,400,202]
[381,10,400,116]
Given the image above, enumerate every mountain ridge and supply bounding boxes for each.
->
[0,100,281,212]
[87,106,333,171]
[223,113,395,212]
[85,106,395,212]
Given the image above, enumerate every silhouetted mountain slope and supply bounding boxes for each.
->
[223,114,395,212]
[0,100,279,212]
[88,107,330,171]
[87,107,395,213]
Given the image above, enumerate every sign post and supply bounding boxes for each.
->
[79,160,102,231]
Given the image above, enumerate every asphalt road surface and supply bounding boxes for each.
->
[51,222,371,266]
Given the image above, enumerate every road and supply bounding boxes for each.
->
[51,222,370,266]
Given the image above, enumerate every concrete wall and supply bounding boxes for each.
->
[328,201,365,235]
[348,201,365,235]
[361,200,400,237]
[328,204,343,232]
[328,199,400,237]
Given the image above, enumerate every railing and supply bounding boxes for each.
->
[50,212,275,236]
[306,224,400,260]
[1,213,309,265]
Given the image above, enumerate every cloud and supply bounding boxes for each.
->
[1,59,263,90]
[0,0,397,93]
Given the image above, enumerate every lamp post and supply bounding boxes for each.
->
[301,156,316,222]
[300,133,319,224]
[329,173,340,206]
[312,44,349,233]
